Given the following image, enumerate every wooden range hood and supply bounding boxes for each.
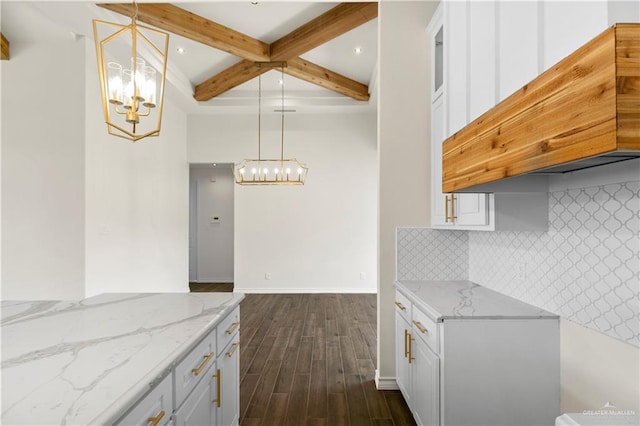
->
[442,24,640,193]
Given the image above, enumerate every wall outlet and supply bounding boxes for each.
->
[517,262,527,281]
[360,272,366,280]
[265,273,271,280]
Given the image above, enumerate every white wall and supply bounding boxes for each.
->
[561,319,639,413]
[1,37,86,300]
[377,1,436,388]
[188,112,377,293]
[84,40,189,296]
[190,166,234,283]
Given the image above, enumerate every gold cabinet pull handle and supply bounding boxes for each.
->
[212,368,221,407]
[147,410,165,426]
[192,352,214,376]
[226,341,240,357]
[403,329,409,358]
[225,321,239,335]
[444,195,450,222]
[451,194,457,220]
[407,333,415,364]
[413,320,428,334]
[394,301,406,311]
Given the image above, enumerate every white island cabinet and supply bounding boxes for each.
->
[0,292,244,426]
[395,281,559,426]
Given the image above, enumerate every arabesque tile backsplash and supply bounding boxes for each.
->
[397,181,639,347]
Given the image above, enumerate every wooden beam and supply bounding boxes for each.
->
[285,58,369,101]
[270,3,378,62]
[195,57,369,102]
[194,59,270,102]
[1,33,9,60]
[97,3,270,62]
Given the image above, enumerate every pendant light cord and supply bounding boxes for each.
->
[280,65,285,162]
[258,71,262,161]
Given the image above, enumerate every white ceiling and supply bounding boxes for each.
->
[0,1,378,114]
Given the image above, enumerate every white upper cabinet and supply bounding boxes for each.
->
[542,1,608,69]
[429,5,490,230]
[468,1,496,123]
[497,1,540,102]
[444,1,469,137]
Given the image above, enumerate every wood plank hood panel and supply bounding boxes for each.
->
[442,24,640,193]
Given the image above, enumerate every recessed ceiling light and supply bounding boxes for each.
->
[353,46,363,55]
[278,79,284,85]
[251,1,258,4]
[177,47,185,54]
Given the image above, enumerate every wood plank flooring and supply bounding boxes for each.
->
[239,294,415,426]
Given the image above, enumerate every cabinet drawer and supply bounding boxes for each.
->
[217,306,240,352]
[394,290,412,322]
[412,306,438,354]
[115,373,172,426]
[174,328,217,407]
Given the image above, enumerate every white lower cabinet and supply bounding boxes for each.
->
[395,312,411,402]
[395,288,559,426]
[174,366,217,426]
[411,335,439,426]
[116,374,173,426]
[115,306,241,426]
[217,339,240,426]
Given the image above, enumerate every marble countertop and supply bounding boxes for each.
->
[1,292,245,425]
[395,280,557,321]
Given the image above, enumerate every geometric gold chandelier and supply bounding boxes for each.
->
[92,3,169,142]
[234,63,308,185]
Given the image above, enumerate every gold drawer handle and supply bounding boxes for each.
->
[226,341,240,357]
[147,410,165,426]
[408,333,415,364]
[451,195,457,220]
[394,301,406,311]
[212,368,221,407]
[413,320,428,334]
[192,352,214,376]
[225,321,239,335]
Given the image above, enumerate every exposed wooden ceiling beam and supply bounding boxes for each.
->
[99,3,373,102]
[194,59,270,102]
[195,56,369,102]
[1,33,10,60]
[285,58,369,101]
[270,3,378,62]
[97,3,270,62]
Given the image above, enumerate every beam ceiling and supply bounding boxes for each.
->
[98,3,378,103]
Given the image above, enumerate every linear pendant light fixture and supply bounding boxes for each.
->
[234,63,308,185]
[93,1,169,142]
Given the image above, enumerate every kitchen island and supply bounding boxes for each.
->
[1,292,244,425]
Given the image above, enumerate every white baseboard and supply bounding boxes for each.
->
[375,369,399,390]
[235,287,376,294]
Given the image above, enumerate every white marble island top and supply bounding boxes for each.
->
[395,280,557,321]
[1,292,245,425]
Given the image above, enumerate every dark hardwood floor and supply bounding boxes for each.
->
[238,294,415,426]
[189,282,234,292]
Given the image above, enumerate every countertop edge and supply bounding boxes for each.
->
[91,293,245,426]
[394,280,559,322]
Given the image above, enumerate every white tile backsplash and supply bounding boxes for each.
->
[396,181,639,347]
[397,228,468,281]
